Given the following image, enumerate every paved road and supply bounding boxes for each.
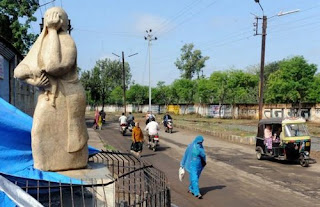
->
[94,120,320,207]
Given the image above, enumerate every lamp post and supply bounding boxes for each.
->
[144,29,157,114]
[254,0,299,120]
[112,52,138,114]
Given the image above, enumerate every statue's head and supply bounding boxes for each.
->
[44,7,68,32]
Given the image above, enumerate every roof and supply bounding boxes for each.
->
[258,118,283,125]
[258,117,306,125]
[0,36,23,61]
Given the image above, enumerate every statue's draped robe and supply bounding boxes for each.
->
[14,18,88,171]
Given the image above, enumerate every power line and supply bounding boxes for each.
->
[153,0,203,35]
[159,0,219,37]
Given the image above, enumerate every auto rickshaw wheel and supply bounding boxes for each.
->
[300,158,309,167]
[256,148,264,160]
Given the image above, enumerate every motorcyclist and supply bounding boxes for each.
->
[127,112,135,127]
[119,113,127,126]
[145,111,155,125]
[163,112,172,128]
[145,117,159,144]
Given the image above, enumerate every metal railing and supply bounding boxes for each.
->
[2,151,170,207]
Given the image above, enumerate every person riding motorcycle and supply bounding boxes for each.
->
[163,112,172,128]
[144,117,159,144]
[145,112,155,125]
[127,112,135,127]
[119,113,127,126]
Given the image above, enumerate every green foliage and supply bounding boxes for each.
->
[80,58,131,106]
[227,70,258,104]
[0,0,39,54]
[265,56,317,104]
[172,79,196,104]
[175,43,209,79]
[110,86,123,104]
[126,84,148,105]
[307,73,320,103]
[209,71,229,104]
[152,81,175,105]
[195,78,212,104]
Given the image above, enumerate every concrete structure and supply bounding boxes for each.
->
[0,36,37,115]
[92,103,320,122]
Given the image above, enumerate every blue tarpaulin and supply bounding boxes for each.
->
[0,97,100,206]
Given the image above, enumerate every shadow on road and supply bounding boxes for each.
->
[141,153,156,158]
[201,185,226,196]
[156,146,170,151]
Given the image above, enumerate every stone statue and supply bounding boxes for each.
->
[14,7,88,171]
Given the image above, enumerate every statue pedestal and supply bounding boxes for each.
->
[59,161,115,207]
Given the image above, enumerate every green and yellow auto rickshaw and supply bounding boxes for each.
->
[255,118,316,167]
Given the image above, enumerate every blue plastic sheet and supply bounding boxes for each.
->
[0,98,100,206]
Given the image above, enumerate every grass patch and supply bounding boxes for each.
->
[104,144,117,151]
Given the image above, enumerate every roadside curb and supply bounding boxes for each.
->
[174,123,256,145]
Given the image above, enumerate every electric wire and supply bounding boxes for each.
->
[159,0,219,37]
[153,0,203,36]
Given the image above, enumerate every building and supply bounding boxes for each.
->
[0,36,37,115]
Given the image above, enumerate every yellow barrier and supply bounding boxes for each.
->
[167,105,180,115]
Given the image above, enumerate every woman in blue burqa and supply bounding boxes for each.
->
[180,135,206,199]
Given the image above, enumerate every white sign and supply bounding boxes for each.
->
[0,55,4,79]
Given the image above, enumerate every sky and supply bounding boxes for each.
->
[30,0,320,86]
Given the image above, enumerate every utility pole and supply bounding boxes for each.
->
[112,52,138,115]
[254,0,299,120]
[254,0,266,120]
[122,51,126,114]
[144,29,157,114]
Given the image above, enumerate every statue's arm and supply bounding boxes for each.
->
[14,64,49,87]
[43,29,76,76]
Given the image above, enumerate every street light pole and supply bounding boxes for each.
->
[258,15,267,120]
[144,29,157,114]
[112,52,138,115]
[254,0,298,120]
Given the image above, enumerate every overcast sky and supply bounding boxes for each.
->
[31,0,320,86]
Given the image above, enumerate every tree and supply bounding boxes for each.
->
[265,56,317,110]
[110,86,123,105]
[172,79,196,114]
[80,58,131,107]
[175,43,209,79]
[227,70,258,104]
[152,81,175,106]
[0,0,39,54]
[307,73,320,103]
[126,84,148,105]
[208,71,229,117]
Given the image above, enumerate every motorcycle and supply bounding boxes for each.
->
[164,119,173,133]
[148,134,159,152]
[127,121,135,132]
[120,123,127,136]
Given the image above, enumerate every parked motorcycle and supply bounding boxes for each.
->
[165,119,173,133]
[148,134,159,152]
[120,123,127,136]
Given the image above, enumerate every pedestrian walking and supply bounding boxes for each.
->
[180,135,206,199]
[131,122,144,157]
[93,109,100,129]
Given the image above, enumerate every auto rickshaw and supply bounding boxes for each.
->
[255,117,316,167]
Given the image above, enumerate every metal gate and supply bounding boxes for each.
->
[2,151,170,207]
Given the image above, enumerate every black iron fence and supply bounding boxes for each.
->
[2,151,170,207]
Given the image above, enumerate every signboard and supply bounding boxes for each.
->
[0,55,3,79]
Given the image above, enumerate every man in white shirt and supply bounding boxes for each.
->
[145,117,159,136]
[119,113,127,125]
